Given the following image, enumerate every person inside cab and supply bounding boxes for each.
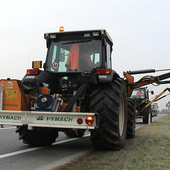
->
[66,43,99,72]
[79,46,96,71]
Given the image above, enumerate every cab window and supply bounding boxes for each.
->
[45,40,102,73]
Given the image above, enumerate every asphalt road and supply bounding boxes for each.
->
[0,114,165,170]
[0,127,93,170]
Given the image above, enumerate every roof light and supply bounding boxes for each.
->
[50,34,56,39]
[84,33,90,37]
[92,32,99,36]
[59,26,64,32]
[96,68,111,75]
[85,116,94,125]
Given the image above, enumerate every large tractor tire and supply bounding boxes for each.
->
[126,98,136,138]
[16,126,58,146]
[65,129,85,138]
[90,78,127,150]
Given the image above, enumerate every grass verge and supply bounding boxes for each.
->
[57,116,170,170]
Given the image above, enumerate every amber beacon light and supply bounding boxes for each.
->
[59,26,64,32]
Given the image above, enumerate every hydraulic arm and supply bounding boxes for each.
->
[123,69,170,97]
[145,88,170,108]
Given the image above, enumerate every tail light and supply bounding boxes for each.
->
[85,116,94,125]
[26,69,40,75]
[96,68,111,75]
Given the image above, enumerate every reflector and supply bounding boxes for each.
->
[77,118,83,124]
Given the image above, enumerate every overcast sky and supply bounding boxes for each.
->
[0,0,170,109]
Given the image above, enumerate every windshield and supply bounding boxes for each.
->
[131,88,145,99]
[45,40,102,73]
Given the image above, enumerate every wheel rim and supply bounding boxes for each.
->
[119,96,125,136]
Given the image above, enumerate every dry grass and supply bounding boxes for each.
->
[57,116,170,170]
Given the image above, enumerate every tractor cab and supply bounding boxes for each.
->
[21,30,115,110]
[44,30,113,74]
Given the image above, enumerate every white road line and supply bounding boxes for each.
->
[0,147,43,159]
[0,134,90,159]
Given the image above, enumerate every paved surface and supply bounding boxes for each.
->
[0,114,166,170]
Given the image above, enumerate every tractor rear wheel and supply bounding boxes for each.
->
[16,126,58,146]
[126,98,136,138]
[90,78,127,150]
